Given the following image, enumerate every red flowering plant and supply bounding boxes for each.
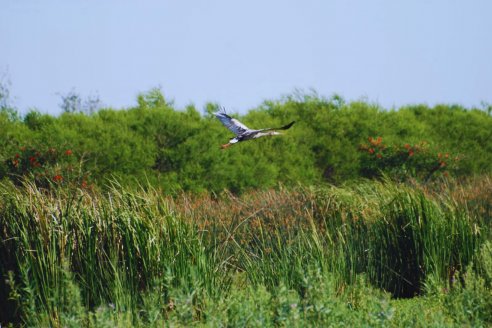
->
[5,146,92,189]
[359,136,460,182]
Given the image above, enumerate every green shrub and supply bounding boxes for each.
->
[4,146,89,189]
[359,137,459,182]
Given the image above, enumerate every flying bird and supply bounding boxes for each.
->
[215,108,295,149]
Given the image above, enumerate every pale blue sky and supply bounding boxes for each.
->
[1,0,491,114]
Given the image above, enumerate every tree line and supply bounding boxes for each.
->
[1,90,491,193]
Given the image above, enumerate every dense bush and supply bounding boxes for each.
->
[4,146,89,189]
[1,91,491,193]
[358,137,459,181]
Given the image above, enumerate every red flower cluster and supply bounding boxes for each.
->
[361,136,385,159]
[360,137,459,181]
[53,175,63,182]
[403,144,417,157]
[5,145,85,189]
[437,153,451,168]
[12,153,20,168]
[368,136,383,146]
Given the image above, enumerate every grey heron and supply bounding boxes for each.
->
[215,108,295,149]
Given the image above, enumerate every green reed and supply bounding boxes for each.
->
[0,182,227,326]
[0,178,489,326]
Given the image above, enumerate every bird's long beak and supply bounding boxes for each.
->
[221,143,232,150]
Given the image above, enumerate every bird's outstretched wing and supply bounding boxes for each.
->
[215,108,251,136]
[258,121,296,132]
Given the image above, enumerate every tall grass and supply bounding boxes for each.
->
[209,181,484,297]
[0,181,228,326]
[0,177,489,326]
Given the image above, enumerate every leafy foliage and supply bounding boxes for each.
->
[359,137,460,181]
[5,146,88,189]
[0,90,491,193]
